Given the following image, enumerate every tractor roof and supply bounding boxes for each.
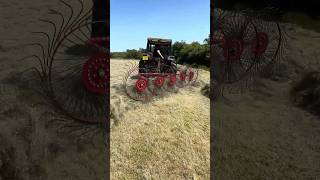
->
[147,37,172,46]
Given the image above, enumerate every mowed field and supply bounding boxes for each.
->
[110,59,210,179]
[213,23,320,179]
[0,0,320,179]
[0,0,108,179]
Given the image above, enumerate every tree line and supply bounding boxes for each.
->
[111,38,210,67]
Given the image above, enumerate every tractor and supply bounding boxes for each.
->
[138,37,177,74]
[123,37,199,101]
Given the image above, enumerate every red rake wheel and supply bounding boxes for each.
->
[223,38,244,63]
[180,72,187,81]
[25,0,113,142]
[243,8,286,73]
[87,37,109,49]
[82,52,109,94]
[186,67,198,85]
[247,15,285,76]
[123,64,153,102]
[252,32,269,56]
[155,76,164,87]
[46,21,109,124]
[212,11,258,85]
[176,66,188,88]
[136,78,148,92]
[148,75,167,97]
[211,9,286,98]
[163,67,178,93]
[169,74,177,86]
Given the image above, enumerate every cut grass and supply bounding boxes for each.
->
[282,12,320,32]
[110,61,210,179]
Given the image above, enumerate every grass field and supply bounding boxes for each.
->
[110,59,210,179]
[212,23,320,179]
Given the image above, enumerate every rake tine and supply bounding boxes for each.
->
[70,31,87,46]
[59,0,74,32]
[32,31,52,67]
[48,9,66,48]
[68,0,84,29]
[39,19,58,59]
[72,7,93,30]
[19,55,46,75]
[26,43,47,65]
[20,67,42,80]
[23,0,110,133]
[76,125,98,138]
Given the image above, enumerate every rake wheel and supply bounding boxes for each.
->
[163,67,179,93]
[147,74,166,97]
[123,63,153,102]
[212,10,258,85]
[185,66,199,85]
[26,0,109,124]
[211,8,286,100]
[244,8,285,76]
[176,65,189,88]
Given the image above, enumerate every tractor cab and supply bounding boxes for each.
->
[147,38,171,58]
[139,37,176,73]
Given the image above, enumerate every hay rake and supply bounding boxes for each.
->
[122,61,199,102]
[211,8,286,97]
[121,37,198,102]
[24,0,109,129]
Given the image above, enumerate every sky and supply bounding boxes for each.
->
[110,0,210,52]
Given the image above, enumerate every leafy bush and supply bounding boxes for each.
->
[172,41,187,58]
[177,40,209,67]
[111,48,146,59]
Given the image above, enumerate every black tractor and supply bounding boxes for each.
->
[138,37,177,74]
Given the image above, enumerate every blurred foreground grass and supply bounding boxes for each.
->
[282,12,320,32]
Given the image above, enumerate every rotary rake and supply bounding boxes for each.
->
[122,38,198,102]
[122,61,198,102]
[211,8,286,96]
[24,0,109,129]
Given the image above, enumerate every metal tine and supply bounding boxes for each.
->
[25,43,47,69]
[19,68,49,96]
[20,67,43,81]
[64,35,81,47]
[65,1,93,35]
[71,2,94,29]
[47,9,66,53]
[58,124,85,134]
[59,43,72,49]
[76,125,100,139]
[39,19,57,58]
[66,0,85,31]
[59,0,74,34]
[26,0,109,129]
[31,31,52,68]
[89,126,104,144]
[52,61,80,74]
[46,116,69,126]
[77,26,90,41]
[19,55,46,75]
[69,31,88,46]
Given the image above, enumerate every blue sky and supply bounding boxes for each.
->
[110,0,210,52]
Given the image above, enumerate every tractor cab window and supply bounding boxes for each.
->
[151,45,169,57]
